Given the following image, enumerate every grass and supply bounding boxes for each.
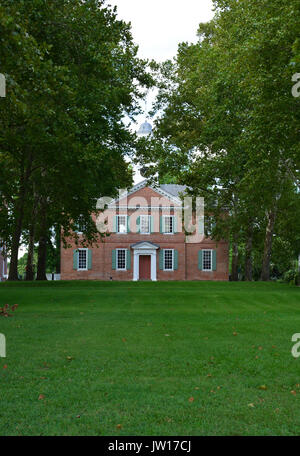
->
[0,280,300,436]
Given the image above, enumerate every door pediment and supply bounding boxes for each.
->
[131,241,159,250]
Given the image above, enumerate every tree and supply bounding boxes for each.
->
[137,0,300,281]
[0,0,153,280]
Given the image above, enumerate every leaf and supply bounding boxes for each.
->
[3,365,7,369]
[248,403,255,408]
[116,424,122,429]
[38,394,45,400]
[291,390,297,396]
[188,397,194,402]
[259,385,267,390]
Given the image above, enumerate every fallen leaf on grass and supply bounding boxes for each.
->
[38,394,45,400]
[3,365,7,369]
[66,356,73,361]
[188,397,194,402]
[233,332,238,336]
[248,403,255,408]
[291,390,297,396]
[116,424,122,429]
[259,385,267,390]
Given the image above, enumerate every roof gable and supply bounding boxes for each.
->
[109,180,183,207]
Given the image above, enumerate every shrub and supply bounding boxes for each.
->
[283,270,299,285]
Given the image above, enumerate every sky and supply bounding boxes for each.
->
[110,0,214,62]
[109,0,214,183]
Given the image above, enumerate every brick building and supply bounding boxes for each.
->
[61,181,229,281]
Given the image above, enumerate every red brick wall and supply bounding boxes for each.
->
[61,238,229,281]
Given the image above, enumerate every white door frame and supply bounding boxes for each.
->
[131,242,159,281]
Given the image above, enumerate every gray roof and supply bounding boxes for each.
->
[160,184,187,198]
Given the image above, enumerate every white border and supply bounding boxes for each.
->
[77,248,88,271]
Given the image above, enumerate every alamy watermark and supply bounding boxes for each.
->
[96,190,205,241]
[291,333,300,358]
[292,73,300,98]
[0,334,6,358]
[0,73,6,98]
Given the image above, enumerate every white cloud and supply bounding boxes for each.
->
[109,0,214,61]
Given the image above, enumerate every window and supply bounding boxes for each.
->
[205,216,216,237]
[164,249,173,271]
[140,215,150,234]
[202,250,212,271]
[74,215,86,234]
[117,215,127,234]
[164,215,174,234]
[78,249,88,270]
[117,249,126,270]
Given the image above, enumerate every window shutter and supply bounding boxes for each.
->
[160,216,164,233]
[212,250,217,271]
[150,215,154,233]
[112,216,117,233]
[136,216,140,234]
[127,216,130,233]
[159,250,164,270]
[174,216,178,234]
[198,250,203,271]
[112,249,116,270]
[73,250,78,270]
[174,250,178,270]
[126,249,131,270]
[88,249,92,270]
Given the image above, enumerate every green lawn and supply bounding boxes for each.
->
[0,281,300,436]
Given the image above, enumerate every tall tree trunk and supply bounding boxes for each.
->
[245,224,253,281]
[36,201,48,281]
[261,207,277,281]
[231,234,239,281]
[55,227,61,274]
[8,216,23,281]
[8,159,33,281]
[25,224,35,281]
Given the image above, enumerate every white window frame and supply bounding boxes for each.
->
[163,215,175,234]
[202,249,213,272]
[74,215,85,234]
[163,249,174,271]
[117,215,128,234]
[77,248,88,271]
[140,215,150,235]
[116,248,127,271]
